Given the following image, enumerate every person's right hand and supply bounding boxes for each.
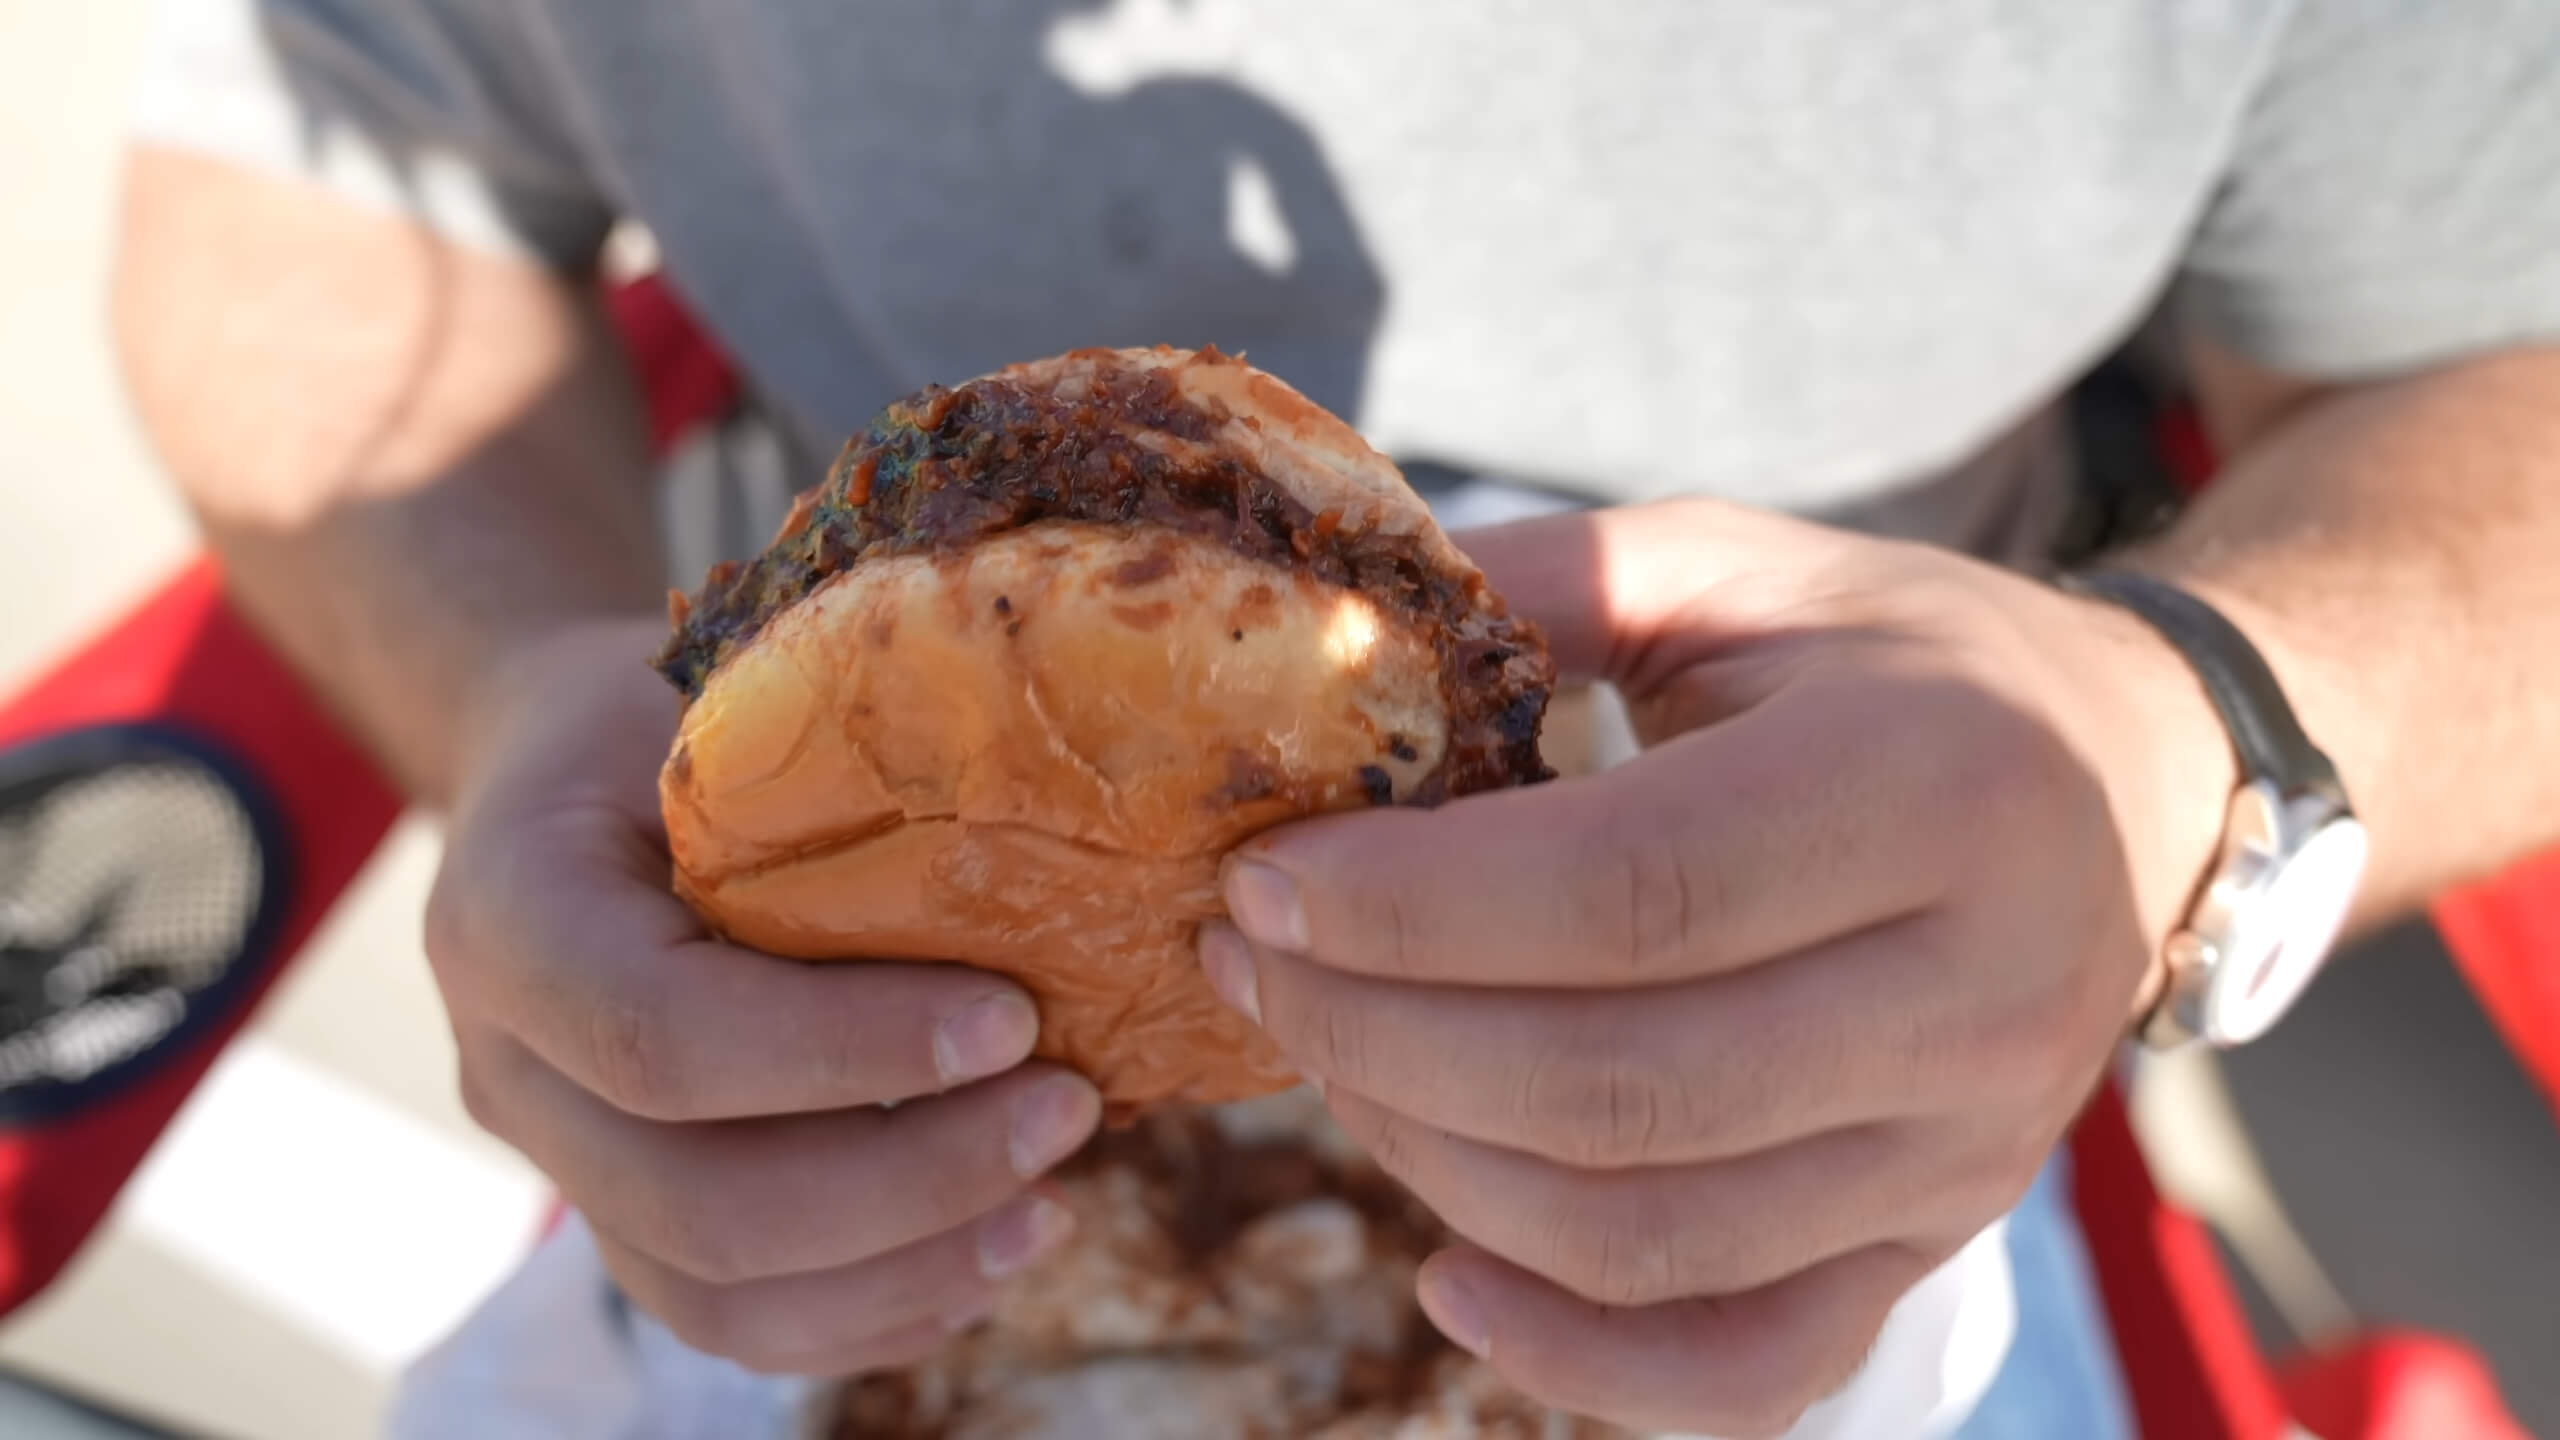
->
[425,618,1102,1375]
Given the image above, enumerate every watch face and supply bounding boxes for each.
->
[2203,811,2369,1046]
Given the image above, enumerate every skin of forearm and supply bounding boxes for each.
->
[112,148,663,805]
[2140,342,2560,923]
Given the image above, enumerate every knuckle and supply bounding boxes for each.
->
[646,1277,749,1359]
[1515,1031,1685,1167]
[1591,1223,1680,1309]
[1362,881,1425,980]
[1546,1186,1683,1306]
[1588,813,1715,981]
[596,1242,768,1365]
[637,1180,764,1284]
[1610,1196,1693,1306]
[421,883,462,975]
[1531,1195,1595,1292]
[1359,1108,1420,1183]
[582,985,694,1120]
[1302,993,1373,1086]
[452,1043,508,1138]
[1595,1054,1670,1166]
[420,866,480,993]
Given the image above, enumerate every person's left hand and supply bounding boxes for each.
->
[1196,498,2237,1438]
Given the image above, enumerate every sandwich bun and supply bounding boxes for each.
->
[655,347,1551,1112]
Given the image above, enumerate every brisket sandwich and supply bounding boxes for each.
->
[653,346,1552,1112]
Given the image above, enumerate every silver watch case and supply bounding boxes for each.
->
[2144,777,2369,1049]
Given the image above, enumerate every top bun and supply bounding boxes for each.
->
[656,347,1551,1112]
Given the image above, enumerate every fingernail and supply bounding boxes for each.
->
[1198,924,1262,1025]
[1008,1075,1099,1177]
[935,992,1037,1086]
[977,1194,1075,1279]
[1419,1271,1492,1359]
[1225,859,1309,952]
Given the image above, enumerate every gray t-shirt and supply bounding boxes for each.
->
[137,0,2560,567]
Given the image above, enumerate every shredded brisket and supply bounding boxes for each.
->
[654,351,1552,803]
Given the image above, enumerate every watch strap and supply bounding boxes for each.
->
[2062,569,2342,800]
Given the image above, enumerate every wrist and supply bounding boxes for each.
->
[2068,560,2388,1046]
[2052,586,2240,1019]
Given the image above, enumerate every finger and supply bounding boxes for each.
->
[1209,918,1973,1165]
[593,1186,1074,1373]
[1452,500,1872,688]
[1220,673,1956,986]
[1324,1090,1970,1307]
[1417,1241,1936,1439]
[784,1321,951,1381]
[464,1029,1099,1283]
[431,807,1044,1120]
[694,1315,950,1381]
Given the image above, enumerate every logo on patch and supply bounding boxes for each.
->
[0,726,282,1122]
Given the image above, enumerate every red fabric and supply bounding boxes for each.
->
[2434,856,2560,1127]
[2068,1084,2293,1440]
[604,271,740,454]
[2153,404,2220,497]
[0,560,404,1313]
[2279,1331,2533,1440]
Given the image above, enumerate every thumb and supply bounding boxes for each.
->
[1452,498,1870,690]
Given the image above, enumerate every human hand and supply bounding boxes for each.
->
[1197,500,2234,1436]
[425,618,1102,1375]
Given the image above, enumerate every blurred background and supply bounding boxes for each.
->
[0,6,2553,1439]
[0,8,547,1437]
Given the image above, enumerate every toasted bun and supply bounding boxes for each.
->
[659,348,1549,1111]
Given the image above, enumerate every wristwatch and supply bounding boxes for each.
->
[2063,569,2368,1050]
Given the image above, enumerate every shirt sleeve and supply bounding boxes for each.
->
[2178,0,2560,380]
[129,0,615,270]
